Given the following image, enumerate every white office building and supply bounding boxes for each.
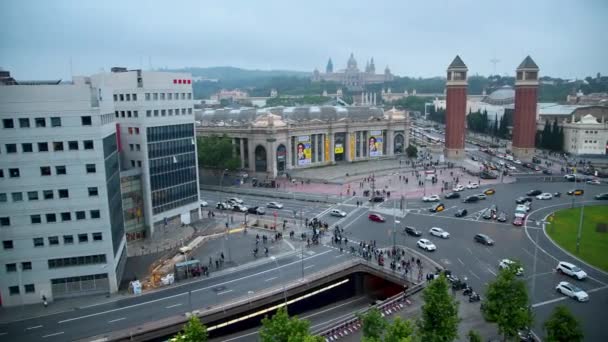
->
[0,73,127,306]
[90,68,201,237]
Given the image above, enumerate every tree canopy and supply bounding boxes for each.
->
[536,119,564,152]
[543,306,584,342]
[260,307,323,342]
[171,316,208,342]
[196,134,241,172]
[405,144,418,158]
[417,274,460,342]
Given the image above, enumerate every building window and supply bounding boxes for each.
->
[134,110,138,117]
[46,213,57,223]
[154,110,159,117]
[113,94,118,102]
[68,141,78,150]
[9,168,20,178]
[31,215,42,224]
[48,254,106,269]
[0,217,10,226]
[130,160,135,167]
[136,144,141,151]
[33,237,44,247]
[145,93,150,101]
[3,119,14,128]
[48,236,59,246]
[38,142,49,152]
[6,264,17,273]
[58,189,69,198]
[0,193,6,202]
[88,187,99,196]
[182,108,186,115]
[181,93,186,100]
[63,235,74,244]
[153,93,158,100]
[161,93,165,100]
[161,109,166,116]
[86,164,96,173]
[146,110,152,117]
[168,109,173,116]
[61,212,71,221]
[127,111,132,118]
[81,116,92,126]
[27,191,39,200]
[40,166,52,176]
[168,93,173,100]
[90,210,100,219]
[132,94,137,101]
[188,93,192,100]
[6,144,17,153]
[19,118,30,128]
[11,192,23,202]
[137,160,142,167]
[9,286,19,296]
[128,127,133,135]
[78,234,88,243]
[50,117,62,127]
[188,108,193,114]
[53,141,64,151]
[24,284,35,293]
[43,190,54,200]
[129,144,134,151]
[22,143,33,152]
[83,140,94,150]
[76,211,86,220]
[56,165,67,175]
[93,232,103,241]
[135,127,139,134]
[115,111,119,118]
[35,118,46,127]
[3,240,14,249]
[119,94,124,101]
[22,261,32,270]
[126,94,131,101]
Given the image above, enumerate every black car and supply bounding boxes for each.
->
[542,169,553,175]
[404,226,422,237]
[482,209,494,220]
[463,195,479,203]
[369,196,385,203]
[454,209,468,217]
[516,196,532,204]
[247,206,265,215]
[526,189,542,196]
[444,192,460,199]
[595,193,608,200]
[474,234,495,246]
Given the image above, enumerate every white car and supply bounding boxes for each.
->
[556,261,587,280]
[429,227,450,239]
[466,183,479,189]
[330,209,347,217]
[228,197,244,205]
[536,193,553,200]
[587,179,601,185]
[417,239,437,251]
[267,201,284,209]
[507,165,517,171]
[453,184,465,192]
[476,194,487,200]
[516,204,531,212]
[514,160,522,165]
[499,259,524,275]
[199,200,208,207]
[514,210,526,219]
[506,155,514,161]
[556,281,589,302]
[422,195,440,202]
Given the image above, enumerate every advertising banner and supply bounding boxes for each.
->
[297,136,312,165]
[334,143,344,154]
[325,136,330,161]
[350,133,355,160]
[369,130,383,157]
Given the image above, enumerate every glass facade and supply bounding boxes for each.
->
[121,174,146,241]
[103,133,125,256]
[147,124,198,215]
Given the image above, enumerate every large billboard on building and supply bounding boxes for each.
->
[369,130,383,157]
[325,136,330,161]
[297,136,312,165]
[350,133,355,160]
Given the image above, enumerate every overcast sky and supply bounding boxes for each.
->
[1,0,607,80]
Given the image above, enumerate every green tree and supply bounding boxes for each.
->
[543,306,584,342]
[551,119,560,151]
[467,330,482,342]
[196,134,241,172]
[405,144,418,158]
[417,274,460,342]
[541,120,551,149]
[384,317,415,342]
[172,316,208,342]
[359,308,387,341]
[260,307,323,342]
[481,261,532,341]
[557,126,564,152]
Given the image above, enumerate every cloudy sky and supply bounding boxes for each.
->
[1,0,606,80]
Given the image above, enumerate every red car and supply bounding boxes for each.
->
[513,217,524,226]
[368,213,385,222]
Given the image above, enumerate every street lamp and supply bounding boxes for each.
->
[575,177,587,254]
[270,256,288,306]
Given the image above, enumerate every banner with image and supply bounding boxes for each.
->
[369,130,383,157]
[350,133,355,160]
[297,136,312,165]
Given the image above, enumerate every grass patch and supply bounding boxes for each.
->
[546,205,608,272]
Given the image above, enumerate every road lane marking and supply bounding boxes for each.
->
[108,317,126,323]
[165,303,183,309]
[42,332,64,338]
[487,268,497,276]
[217,289,233,295]
[335,254,345,258]
[466,248,472,255]
[26,325,43,330]
[457,258,465,266]
[304,265,315,270]
[264,277,278,282]
[469,270,481,280]
[57,249,334,324]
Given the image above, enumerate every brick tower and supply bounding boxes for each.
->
[444,55,468,159]
[512,56,539,160]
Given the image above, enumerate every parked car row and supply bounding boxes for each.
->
[211,197,286,215]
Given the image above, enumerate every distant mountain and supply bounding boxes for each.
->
[161,66,310,81]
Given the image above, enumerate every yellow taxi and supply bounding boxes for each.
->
[484,188,496,195]
[430,203,445,213]
[567,189,584,196]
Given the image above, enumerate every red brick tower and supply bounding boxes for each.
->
[444,56,468,159]
[512,56,539,160]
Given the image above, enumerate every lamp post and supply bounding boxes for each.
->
[270,256,288,306]
[575,177,587,254]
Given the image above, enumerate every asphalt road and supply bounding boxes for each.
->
[340,180,608,341]
[0,246,354,342]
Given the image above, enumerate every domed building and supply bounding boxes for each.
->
[483,85,515,106]
[196,106,409,177]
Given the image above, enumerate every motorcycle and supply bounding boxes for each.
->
[554,192,561,198]
[468,291,481,302]
[463,286,473,296]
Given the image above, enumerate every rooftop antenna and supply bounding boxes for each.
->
[490,58,500,76]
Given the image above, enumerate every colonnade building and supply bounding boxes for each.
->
[196,106,409,177]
